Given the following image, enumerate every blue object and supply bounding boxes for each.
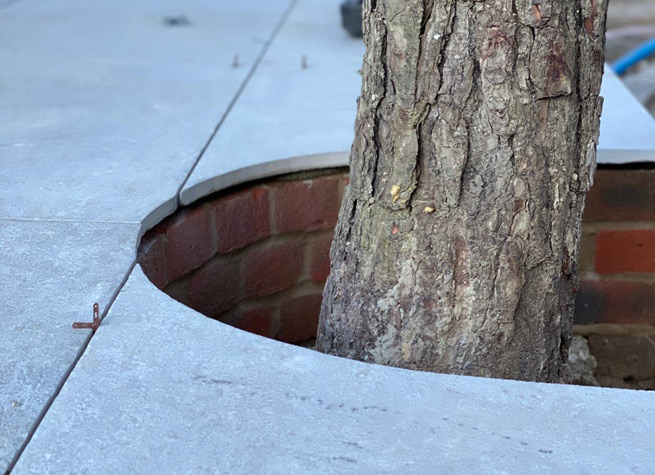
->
[612,38,655,76]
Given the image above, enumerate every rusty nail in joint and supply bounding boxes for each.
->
[73,302,100,333]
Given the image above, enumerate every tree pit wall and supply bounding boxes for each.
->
[138,167,655,389]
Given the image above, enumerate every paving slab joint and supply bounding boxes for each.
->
[174,0,300,204]
[4,261,138,474]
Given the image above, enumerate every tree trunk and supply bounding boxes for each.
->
[317,0,608,382]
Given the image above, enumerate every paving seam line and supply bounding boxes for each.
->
[174,0,301,206]
[5,1,300,471]
[5,260,138,474]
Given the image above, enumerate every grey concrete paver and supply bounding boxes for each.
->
[608,0,655,29]
[182,10,655,205]
[0,0,292,223]
[622,62,655,117]
[3,0,655,473]
[599,67,655,162]
[12,268,655,474]
[181,0,364,205]
[0,220,138,471]
[0,0,293,470]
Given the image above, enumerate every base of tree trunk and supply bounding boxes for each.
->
[317,0,608,382]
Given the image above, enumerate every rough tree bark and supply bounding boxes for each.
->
[317,0,608,382]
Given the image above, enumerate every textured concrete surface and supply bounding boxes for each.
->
[13,268,655,474]
[598,67,655,162]
[181,12,655,205]
[0,0,293,471]
[622,62,655,117]
[0,220,138,470]
[181,0,364,205]
[3,0,655,472]
[0,0,291,223]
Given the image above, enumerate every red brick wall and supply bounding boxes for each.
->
[575,169,655,327]
[575,169,655,389]
[138,169,347,344]
[139,168,655,373]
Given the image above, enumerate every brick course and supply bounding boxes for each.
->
[595,230,655,274]
[574,280,655,325]
[212,187,270,254]
[307,233,333,283]
[277,293,323,343]
[138,170,348,343]
[138,166,655,369]
[138,233,168,288]
[272,176,340,233]
[223,306,275,338]
[584,169,655,222]
[165,205,215,282]
[578,232,596,274]
[588,334,655,390]
[186,257,240,317]
[241,242,304,299]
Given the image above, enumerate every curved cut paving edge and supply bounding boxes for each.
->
[13,155,655,474]
[138,165,351,345]
[4,0,655,472]
[139,163,655,392]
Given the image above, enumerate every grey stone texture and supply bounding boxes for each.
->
[2,0,655,472]
[0,220,138,470]
[181,15,655,207]
[599,67,655,162]
[12,269,655,474]
[0,0,293,471]
[567,335,600,387]
[622,62,655,117]
[180,0,365,205]
[0,0,292,223]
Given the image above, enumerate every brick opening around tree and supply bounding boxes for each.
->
[138,168,347,345]
[138,166,655,389]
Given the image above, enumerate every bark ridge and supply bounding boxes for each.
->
[317,0,608,382]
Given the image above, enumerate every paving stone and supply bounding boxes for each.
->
[598,67,655,163]
[181,13,655,207]
[12,268,655,474]
[0,220,138,471]
[180,0,365,205]
[0,1,293,469]
[4,0,655,473]
[622,62,655,116]
[0,0,292,223]
[607,0,655,29]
